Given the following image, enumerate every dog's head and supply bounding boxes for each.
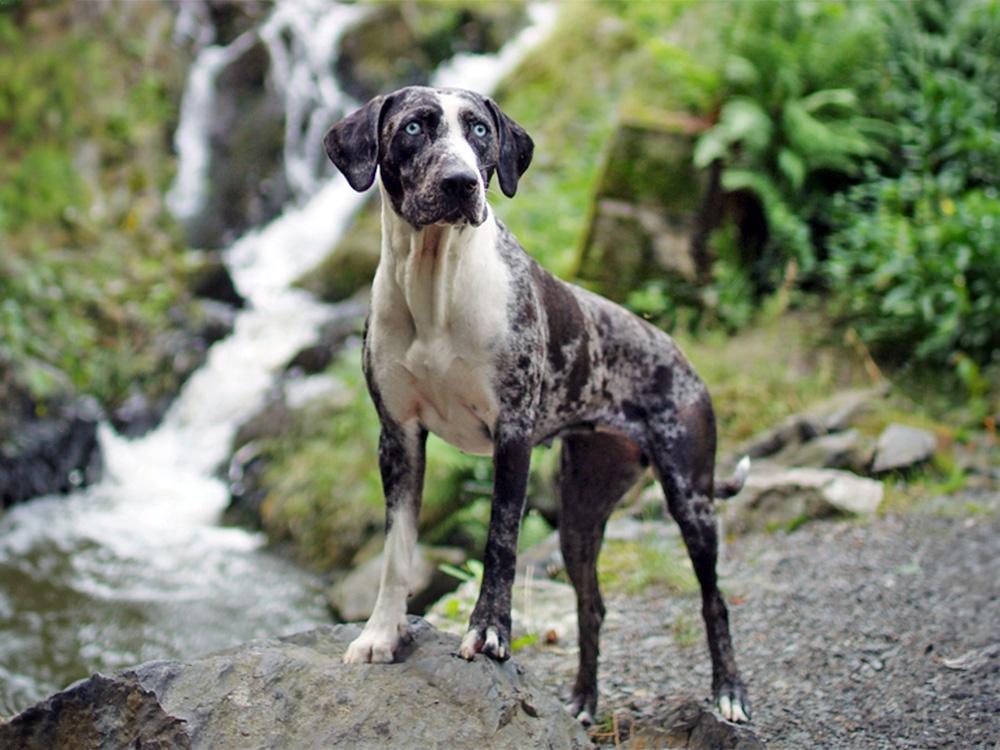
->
[324,86,533,228]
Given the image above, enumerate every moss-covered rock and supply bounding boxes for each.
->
[576,112,719,304]
[335,2,528,102]
[295,198,381,303]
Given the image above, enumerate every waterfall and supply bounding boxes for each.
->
[0,0,557,716]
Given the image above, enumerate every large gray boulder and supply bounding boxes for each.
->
[0,618,591,750]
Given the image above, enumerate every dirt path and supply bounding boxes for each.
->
[525,490,1000,749]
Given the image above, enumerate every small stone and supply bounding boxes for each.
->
[871,424,937,474]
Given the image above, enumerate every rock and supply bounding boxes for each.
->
[730,386,888,463]
[186,38,289,249]
[335,5,528,102]
[622,698,765,749]
[186,250,245,308]
[0,619,591,750]
[774,429,876,475]
[871,424,937,474]
[577,115,712,303]
[0,392,103,508]
[328,545,466,621]
[205,0,270,45]
[284,301,367,376]
[723,466,883,535]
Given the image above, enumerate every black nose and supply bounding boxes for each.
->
[440,169,478,196]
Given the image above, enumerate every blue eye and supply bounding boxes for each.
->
[472,123,488,137]
[404,121,422,136]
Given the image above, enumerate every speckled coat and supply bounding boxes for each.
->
[324,86,751,725]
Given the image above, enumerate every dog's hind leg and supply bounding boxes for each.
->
[343,420,427,664]
[558,432,645,725]
[647,411,750,723]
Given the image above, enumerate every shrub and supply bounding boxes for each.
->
[693,1,890,292]
[829,183,1000,367]
[828,0,1000,367]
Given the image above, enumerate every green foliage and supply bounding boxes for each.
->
[0,5,193,407]
[827,0,1000,370]
[598,534,698,596]
[694,1,889,289]
[828,184,1000,366]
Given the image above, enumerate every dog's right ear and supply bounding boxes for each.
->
[486,97,534,198]
[324,95,389,192]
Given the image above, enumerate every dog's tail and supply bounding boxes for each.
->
[715,455,750,500]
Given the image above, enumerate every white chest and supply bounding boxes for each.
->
[368,212,510,455]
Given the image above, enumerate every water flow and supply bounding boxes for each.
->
[0,0,556,717]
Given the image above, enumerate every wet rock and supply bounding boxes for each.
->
[328,545,466,621]
[284,304,367,376]
[186,250,245,308]
[723,466,883,535]
[205,0,270,45]
[187,38,289,249]
[871,424,937,474]
[0,391,103,508]
[0,619,590,750]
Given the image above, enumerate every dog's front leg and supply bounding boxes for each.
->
[343,420,427,664]
[458,431,532,661]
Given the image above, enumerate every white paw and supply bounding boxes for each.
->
[342,626,401,664]
[458,628,482,660]
[458,626,508,660]
[718,693,750,723]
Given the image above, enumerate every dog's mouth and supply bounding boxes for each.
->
[412,196,486,228]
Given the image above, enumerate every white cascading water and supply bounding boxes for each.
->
[0,1,556,715]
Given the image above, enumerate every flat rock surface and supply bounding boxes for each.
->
[522,490,1000,749]
[872,424,938,474]
[1,618,591,750]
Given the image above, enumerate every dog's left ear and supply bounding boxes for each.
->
[486,98,534,198]
[324,94,390,192]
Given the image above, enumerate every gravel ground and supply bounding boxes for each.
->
[523,490,1000,749]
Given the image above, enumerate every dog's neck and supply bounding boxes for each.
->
[377,183,495,265]
[376,182,501,332]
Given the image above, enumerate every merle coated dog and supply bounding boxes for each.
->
[324,86,751,724]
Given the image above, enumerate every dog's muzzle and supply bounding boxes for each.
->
[437,166,485,226]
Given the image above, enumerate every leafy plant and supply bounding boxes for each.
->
[694,1,890,291]
[828,183,1000,367]
[827,0,1000,370]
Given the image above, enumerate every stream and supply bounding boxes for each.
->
[0,1,554,717]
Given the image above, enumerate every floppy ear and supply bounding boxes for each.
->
[486,98,534,198]
[324,95,389,192]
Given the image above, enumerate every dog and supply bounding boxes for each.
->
[323,86,751,724]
